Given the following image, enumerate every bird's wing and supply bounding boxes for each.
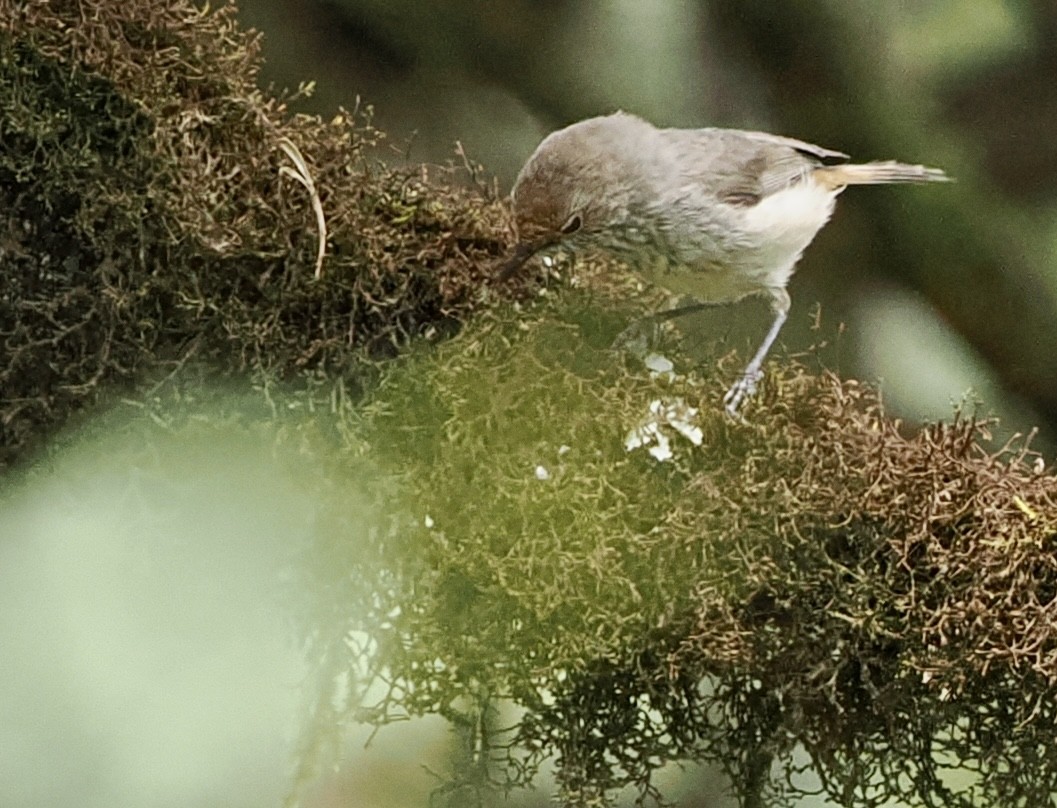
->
[670,128,849,206]
[731,129,848,162]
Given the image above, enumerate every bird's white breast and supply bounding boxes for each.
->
[735,179,838,287]
[635,177,839,303]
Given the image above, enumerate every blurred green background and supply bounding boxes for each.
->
[240,0,1057,448]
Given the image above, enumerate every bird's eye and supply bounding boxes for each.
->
[560,213,583,235]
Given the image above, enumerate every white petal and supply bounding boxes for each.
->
[644,353,674,374]
[648,433,673,462]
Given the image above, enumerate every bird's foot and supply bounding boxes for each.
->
[723,367,764,418]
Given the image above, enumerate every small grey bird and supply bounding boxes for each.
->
[499,111,948,415]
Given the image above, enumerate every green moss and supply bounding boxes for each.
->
[288,292,1057,807]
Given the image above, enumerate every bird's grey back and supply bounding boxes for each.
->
[655,125,846,205]
[515,112,847,216]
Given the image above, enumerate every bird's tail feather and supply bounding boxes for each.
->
[814,161,950,190]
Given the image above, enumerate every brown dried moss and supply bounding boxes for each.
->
[0,0,510,468]
[530,371,1057,807]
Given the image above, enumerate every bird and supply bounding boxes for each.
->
[498,111,949,416]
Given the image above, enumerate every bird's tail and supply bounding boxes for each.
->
[814,161,950,190]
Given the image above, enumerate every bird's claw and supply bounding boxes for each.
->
[723,368,763,418]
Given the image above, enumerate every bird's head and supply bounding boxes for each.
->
[497,113,647,281]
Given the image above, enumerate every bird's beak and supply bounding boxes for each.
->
[496,239,550,282]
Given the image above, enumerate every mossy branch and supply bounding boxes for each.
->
[3,4,1056,808]
[293,297,1057,807]
[0,0,508,468]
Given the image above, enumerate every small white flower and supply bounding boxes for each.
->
[625,397,703,462]
[638,351,672,380]
[558,444,571,456]
[424,514,435,529]
[535,465,551,481]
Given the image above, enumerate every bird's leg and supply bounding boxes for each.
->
[611,300,723,357]
[723,288,790,417]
